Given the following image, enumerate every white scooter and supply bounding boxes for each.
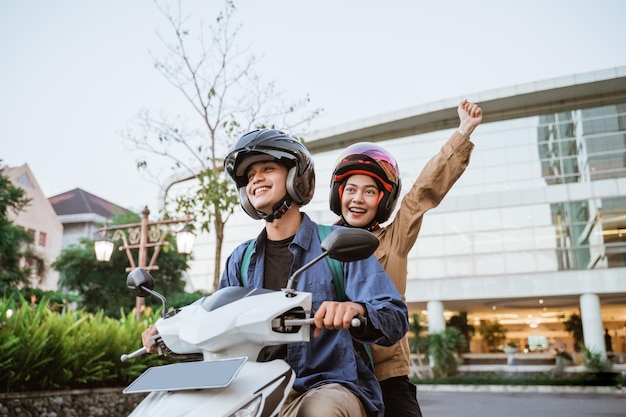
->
[121,227,379,417]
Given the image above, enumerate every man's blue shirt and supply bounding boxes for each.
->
[220,213,408,417]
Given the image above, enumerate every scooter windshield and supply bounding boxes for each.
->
[196,286,276,312]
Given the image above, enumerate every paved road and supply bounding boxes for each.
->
[416,390,625,417]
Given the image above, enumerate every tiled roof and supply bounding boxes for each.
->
[48,188,129,218]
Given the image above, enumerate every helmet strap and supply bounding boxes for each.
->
[338,215,380,232]
[258,195,292,223]
[368,222,381,232]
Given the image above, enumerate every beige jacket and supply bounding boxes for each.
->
[371,131,474,381]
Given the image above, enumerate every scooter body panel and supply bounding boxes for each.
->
[128,360,294,417]
[156,291,312,358]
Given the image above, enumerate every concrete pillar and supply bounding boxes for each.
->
[427,300,445,333]
[580,293,605,358]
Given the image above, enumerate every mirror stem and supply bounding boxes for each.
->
[139,286,168,318]
[283,251,328,297]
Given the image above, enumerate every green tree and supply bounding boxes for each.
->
[408,313,431,378]
[478,319,507,352]
[0,161,45,291]
[561,313,584,352]
[408,312,428,354]
[447,311,475,353]
[52,211,195,318]
[124,0,321,291]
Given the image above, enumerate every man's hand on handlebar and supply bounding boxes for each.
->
[313,301,366,338]
[142,324,159,354]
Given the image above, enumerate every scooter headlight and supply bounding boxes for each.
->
[230,394,261,417]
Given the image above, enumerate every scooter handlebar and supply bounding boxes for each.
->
[121,346,147,362]
[280,316,367,329]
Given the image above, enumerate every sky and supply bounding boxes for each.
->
[2,0,625,214]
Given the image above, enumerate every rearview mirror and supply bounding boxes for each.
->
[126,268,155,298]
[283,227,379,297]
[321,228,379,262]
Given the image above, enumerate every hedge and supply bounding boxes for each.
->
[0,296,171,393]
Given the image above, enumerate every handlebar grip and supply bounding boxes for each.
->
[120,346,147,362]
[280,316,366,328]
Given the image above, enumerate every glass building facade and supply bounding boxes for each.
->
[412,103,626,279]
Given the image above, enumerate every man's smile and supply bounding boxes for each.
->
[254,186,270,196]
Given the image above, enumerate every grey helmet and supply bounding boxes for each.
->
[224,129,315,221]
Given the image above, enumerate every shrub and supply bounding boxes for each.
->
[0,296,170,392]
[428,327,466,378]
[583,347,612,373]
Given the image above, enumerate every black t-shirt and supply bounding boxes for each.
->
[263,235,294,291]
[257,235,295,362]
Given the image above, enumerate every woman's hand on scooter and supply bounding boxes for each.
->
[142,324,158,354]
[313,301,366,338]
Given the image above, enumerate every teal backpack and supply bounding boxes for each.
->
[239,223,373,370]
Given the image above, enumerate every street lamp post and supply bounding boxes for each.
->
[94,206,195,317]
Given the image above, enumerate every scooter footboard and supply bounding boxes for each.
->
[124,357,247,393]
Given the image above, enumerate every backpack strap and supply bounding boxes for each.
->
[316,224,346,301]
[318,224,374,371]
[239,239,256,286]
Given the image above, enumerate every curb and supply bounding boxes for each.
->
[415,384,625,394]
